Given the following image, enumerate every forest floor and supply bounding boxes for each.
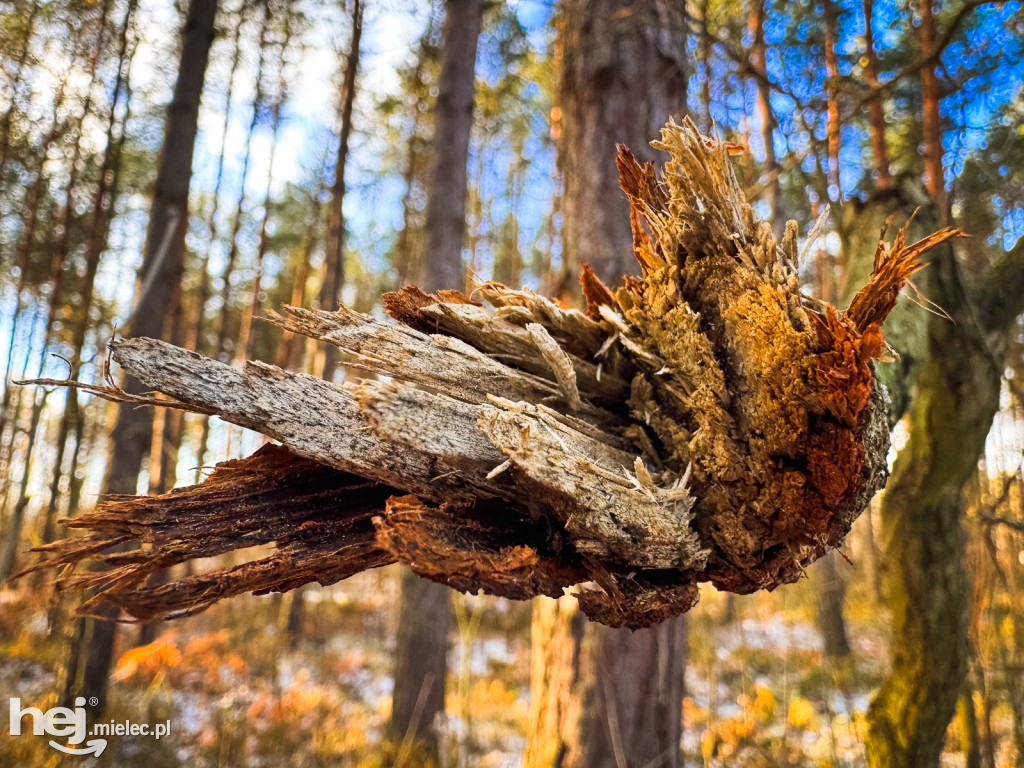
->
[1,558,1017,767]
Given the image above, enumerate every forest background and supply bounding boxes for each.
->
[1,0,1023,766]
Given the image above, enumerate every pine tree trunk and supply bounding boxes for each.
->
[388,0,482,760]
[237,4,293,362]
[919,0,945,218]
[812,551,851,659]
[823,0,841,198]
[862,0,892,188]
[525,597,686,768]
[420,0,482,293]
[749,0,779,222]
[75,0,217,714]
[318,0,362,381]
[559,0,689,288]
[526,4,689,765]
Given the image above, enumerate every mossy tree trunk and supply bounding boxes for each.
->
[862,188,1024,765]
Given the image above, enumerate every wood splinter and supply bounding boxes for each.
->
[18,118,962,629]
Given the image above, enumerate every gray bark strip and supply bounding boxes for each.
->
[104,338,483,503]
[416,302,631,403]
[265,304,622,429]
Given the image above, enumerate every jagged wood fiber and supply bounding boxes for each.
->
[19,118,961,628]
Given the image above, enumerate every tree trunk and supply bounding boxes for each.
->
[526,3,690,766]
[318,0,362,381]
[558,0,687,288]
[74,0,217,714]
[823,0,841,199]
[864,205,1024,767]
[237,3,294,363]
[213,1,269,365]
[812,550,851,659]
[862,0,892,188]
[525,597,686,768]
[749,0,779,223]
[420,0,482,293]
[388,0,482,760]
[919,0,945,218]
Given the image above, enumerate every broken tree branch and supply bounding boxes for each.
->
[18,118,961,628]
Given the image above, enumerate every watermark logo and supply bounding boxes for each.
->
[9,697,171,757]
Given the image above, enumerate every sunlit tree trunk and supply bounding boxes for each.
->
[559,0,688,289]
[749,0,778,219]
[919,0,945,219]
[71,0,217,714]
[823,0,841,198]
[862,0,892,188]
[749,0,779,224]
[388,0,483,761]
[318,0,362,381]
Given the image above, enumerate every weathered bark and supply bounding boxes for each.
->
[20,122,949,636]
[558,0,689,287]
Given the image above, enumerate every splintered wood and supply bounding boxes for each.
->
[20,118,961,629]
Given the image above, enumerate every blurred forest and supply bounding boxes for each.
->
[1,0,1024,766]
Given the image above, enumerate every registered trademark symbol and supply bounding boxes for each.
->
[89,697,98,706]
